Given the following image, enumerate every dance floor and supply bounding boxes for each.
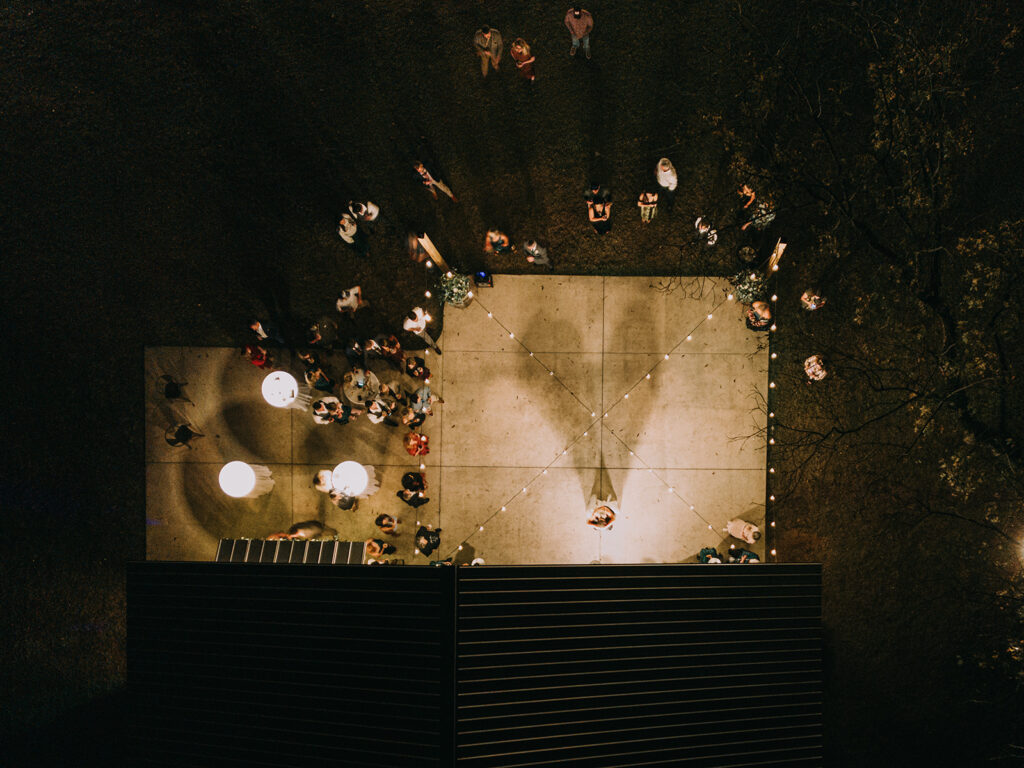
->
[145,276,768,564]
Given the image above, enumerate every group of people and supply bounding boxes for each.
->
[473,7,595,80]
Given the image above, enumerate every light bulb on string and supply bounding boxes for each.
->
[624,393,629,399]
[446,271,453,278]
[771,548,777,556]
[501,506,506,511]
[770,521,776,527]
[686,335,692,341]
[707,313,713,320]
[425,291,432,298]
[458,545,463,551]
[769,382,776,388]
[479,526,484,531]
[645,374,651,379]
[727,293,734,301]
[771,294,778,301]
[769,495,775,501]
[425,260,433,268]
[467,291,474,298]
[664,354,670,360]
[769,438,775,444]
[487,312,492,318]
[768,412,774,418]
[769,324,777,331]
[769,467,775,474]
[771,352,777,359]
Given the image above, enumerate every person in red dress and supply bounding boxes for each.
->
[510,38,536,81]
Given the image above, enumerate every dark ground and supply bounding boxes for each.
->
[3,1,1023,765]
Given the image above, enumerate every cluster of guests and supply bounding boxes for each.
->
[337,199,379,257]
[473,7,595,81]
[693,517,764,564]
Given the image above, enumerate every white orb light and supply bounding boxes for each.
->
[332,461,369,496]
[219,461,256,498]
[261,371,299,408]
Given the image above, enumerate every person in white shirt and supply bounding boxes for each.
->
[725,518,761,545]
[336,285,369,317]
[655,157,678,211]
[348,200,380,225]
[402,307,441,354]
[337,214,369,256]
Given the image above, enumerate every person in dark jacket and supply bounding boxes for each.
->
[415,525,442,556]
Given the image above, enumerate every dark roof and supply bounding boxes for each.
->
[128,563,821,767]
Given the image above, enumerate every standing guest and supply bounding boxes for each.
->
[365,538,396,558]
[402,472,427,493]
[397,488,429,508]
[739,185,776,231]
[804,355,828,381]
[655,158,678,212]
[405,355,430,381]
[241,344,273,369]
[400,406,427,430]
[411,384,444,415]
[366,397,399,427]
[801,289,826,310]
[510,38,536,81]
[338,213,369,257]
[312,397,361,425]
[404,432,430,456]
[588,199,612,235]
[313,470,334,493]
[587,505,616,529]
[523,240,550,267]
[415,524,442,556]
[737,183,756,224]
[342,338,366,367]
[375,514,399,536]
[474,25,503,77]
[694,216,718,246]
[637,190,659,223]
[250,318,285,345]
[268,521,338,540]
[413,161,458,202]
[698,547,723,564]
[484,228,512,255]
[729,548,761,564]
[298,351,336,392]
[564,6,594,59]
[367,334,404,369]
[725,518,762,545]
[336,286,369,317]
[403,307,441,354]
[348,200,380,227]
[329,489,357,510]
[744,301,772,331]
[307,316,338,350]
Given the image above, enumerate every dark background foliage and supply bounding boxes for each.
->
[2,1,1022,765]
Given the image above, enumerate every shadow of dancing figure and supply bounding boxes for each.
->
[159,375,193,405]
[164,423,203,448]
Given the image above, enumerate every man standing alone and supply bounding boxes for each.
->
[474,26,503,77]
[564,6,594,59]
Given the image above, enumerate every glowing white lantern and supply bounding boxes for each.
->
[332,461,369,496]
[261,371,299,408]
[219,461,256,497]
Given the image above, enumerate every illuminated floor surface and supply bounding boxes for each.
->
[145,276,768,564]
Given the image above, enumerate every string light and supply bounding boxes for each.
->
[487,312,492,318]
[425,260,433,268]
[707,313,713,320]
[645,374,651,379]
[727,293,734,301]
[769,381,776,388]
[467,291,474,299]
[769,495,775,501]
[770,548,777,555]
[769,324,776,331]
[771,352,777,359]
[770,521,776,527]
[768,412,774,418]
[446,271,453,278]
[686,335,692,341]
[479,526,484,531]
[424,314,432,322]
[425,290,432,298]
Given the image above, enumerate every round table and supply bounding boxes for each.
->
[342,369,380,405]
[262,371,299,407]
